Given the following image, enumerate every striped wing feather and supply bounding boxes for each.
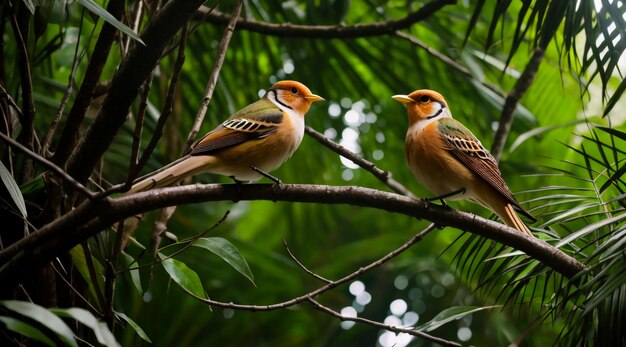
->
[190,98,282,156]
[438,118,536,222]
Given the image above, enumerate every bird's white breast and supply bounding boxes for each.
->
[408,117,438,136]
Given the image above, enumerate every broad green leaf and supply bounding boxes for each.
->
[50,308,119,347]
[0,300,77,347]
[115,311,151,343]
[69,245,104,309]
[0,160,27,218]
[160,255,205,298]
[192,237,255,285]
[0,316,55,346]
[416,305,501,332]
[39,0,68,24]
[121,252,143,294]
[76,0,145,45]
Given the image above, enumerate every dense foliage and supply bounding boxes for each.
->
[0,1,625,346]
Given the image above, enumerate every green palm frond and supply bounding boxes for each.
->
[450,124,626,345]
[465,0,626,116]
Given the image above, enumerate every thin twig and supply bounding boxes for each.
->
[305,126,415,197]
[0,83,23,120]
[307,298,462,347]
[0,131,94,198]
[395,31,506,98]
[283,239,332,284]
[52,262,102,315]
[52,0,125,166]
[182,0,243,154]
[127,74,153,184]
[64,0,207,186]
[192,0,455,38]
[120,210,230,273]
[491,47,545,162]
[127,22,189,185]
[173,224,437,310]
[42,8,86,154]
[80,241,106,310]
[9,4,36,182]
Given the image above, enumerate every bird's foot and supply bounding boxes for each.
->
[425,188,466,206]
[251,166,282,185]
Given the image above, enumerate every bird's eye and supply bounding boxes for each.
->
[291,87,298,94]
[419,95,430,103]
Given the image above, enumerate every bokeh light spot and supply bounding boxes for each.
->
[394,275,408,290]
[390,299,408,316]
[223,308,234,319]
[349,281,365,296]
[328,103,342,118]
[402,311,419,326]
[356,291,372,305]
[431,284,445,298]
[457,327,472,341]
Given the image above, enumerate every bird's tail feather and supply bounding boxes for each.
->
[500,203,533,237]
[128,155,216,193]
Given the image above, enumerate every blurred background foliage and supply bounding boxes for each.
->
[1,0,626,346]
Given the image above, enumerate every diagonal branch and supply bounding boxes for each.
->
[283,239,332,284]
[307,298,461,347]
[183,0,243,154]
[305,126,415,197]
[52,0,125,166]
[491,47,545,161]
[173,223,436,310]
[65,0,207,186]
[192,0,455,39]
[0,132,94,198]
[0,184,586,283]
[395,31,506,98]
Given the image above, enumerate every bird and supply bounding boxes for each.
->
[128,80,324,193]
[392,89,536,236]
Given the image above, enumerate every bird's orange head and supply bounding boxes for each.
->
[392,89,451,125]
[266,80,324,115]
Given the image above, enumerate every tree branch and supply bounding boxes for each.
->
[283,239,332,284]
[192,0,455,39]
[65,0,207,186]
[0,184,585,283]
[395,31,506,98]
[307,298,461,347]
[305,126,415,197]
[172,223,436,310]
[183,0,243,154]
[0,132,94,198]
[52,0,124,166]
[491,47,545,161]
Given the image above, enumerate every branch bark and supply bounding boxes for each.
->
[65,0,207,186]
[52,0,124,166]
[192,0,455,38]
[491,47,545,161]
[305,126,415,197]
[183,0,243,153]
[0,184,585,283]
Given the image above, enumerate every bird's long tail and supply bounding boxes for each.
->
[128,155,216,193]
[498,203,533,237]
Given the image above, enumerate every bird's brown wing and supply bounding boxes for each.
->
[189,99,283,156]
[438,118,536,222]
